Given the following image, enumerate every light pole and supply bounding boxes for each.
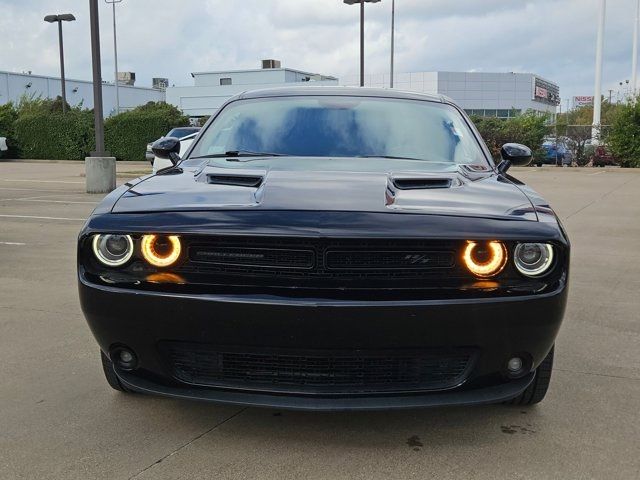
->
[86,0,116,195]
[592,0,606,142]
[344,0,381,87]
[632,0,639,95]
[105,0,123,114]
[89,0,105,156]
[44,13,76,113]
[390,0,395,88]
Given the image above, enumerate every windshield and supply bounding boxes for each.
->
[188,96,487,166]
[166,127,199,139]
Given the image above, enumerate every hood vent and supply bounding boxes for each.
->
[207,174,264,188]
[392,178,453,190]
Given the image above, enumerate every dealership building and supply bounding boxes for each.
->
[341,71,560,117]
[166,61,560,119]
[0,70,165,116]
[166,60,338,117]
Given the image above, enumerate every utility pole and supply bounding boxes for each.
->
[86,0,116,194]
[633,0,639,95]
[90,0,105,155]
[390,0,395,88]
[106,0,123,114]
[592,0,606,142]
[360,1,365,86]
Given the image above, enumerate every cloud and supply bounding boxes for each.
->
[0,0,638,103]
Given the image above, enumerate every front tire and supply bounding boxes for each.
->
[100,351,133,393]
[505,346,554,406]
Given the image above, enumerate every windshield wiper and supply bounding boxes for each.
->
[355,154,432,162]
[191,150,289,160]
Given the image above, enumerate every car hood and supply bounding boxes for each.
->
[111,163,538,221]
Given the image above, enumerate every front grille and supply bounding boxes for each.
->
[326,250,454,270]
[179,237,462,288]
[161,342,475,394]
[190,246,315,269]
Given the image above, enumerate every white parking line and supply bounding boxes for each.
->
[0,187,84,194]
[5,198,97,205]
[0,179,84,184]
[0,241,26,246]
[588,171,606,176]
[0,214,86,222]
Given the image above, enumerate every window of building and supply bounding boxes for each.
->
[220,78,232,86]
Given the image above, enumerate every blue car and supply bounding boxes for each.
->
[540,140,571,166]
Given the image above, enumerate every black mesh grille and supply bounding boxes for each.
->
[161,342,475,394]
[190,246,315,269]
[179,237,461,287]
[326,250,454,270]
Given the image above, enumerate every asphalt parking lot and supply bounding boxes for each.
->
[0,161,638,480]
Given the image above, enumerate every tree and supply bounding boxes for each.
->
[607,97,640,167]
[470,111,548,162]
[104,102,189,161]
[0,103,18,158]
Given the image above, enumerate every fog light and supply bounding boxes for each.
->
[507,357,523,372]
[112,346,137,370]
[119,350,134,363]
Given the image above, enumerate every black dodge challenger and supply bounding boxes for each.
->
[78,87,569,410]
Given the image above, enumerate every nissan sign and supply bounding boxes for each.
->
[573,96,594,108]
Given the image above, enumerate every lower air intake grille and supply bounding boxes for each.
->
[161,343,475,394]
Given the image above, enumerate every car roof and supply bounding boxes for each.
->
[235,86,447,104]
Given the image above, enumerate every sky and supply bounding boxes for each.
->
[0,0,637,105]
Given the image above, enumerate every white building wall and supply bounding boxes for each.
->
[0,71,165,117]
[168,68,339,117]
[167,80,339,117]
[342,71,558,116]
[193,69,287,87]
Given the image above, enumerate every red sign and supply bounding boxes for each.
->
[535,86,548,99]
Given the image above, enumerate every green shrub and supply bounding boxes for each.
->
[0,103,19,158]
[607,98,640,167]
[105,102,188,161]
[14,110,94,160]
[470,111,548,163]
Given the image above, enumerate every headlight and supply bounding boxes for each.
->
[141,234,181,267]
[463,241,507,278]
[92,234,134,267]
[514,243,554,277]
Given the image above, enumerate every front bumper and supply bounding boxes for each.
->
[79,274,567,410]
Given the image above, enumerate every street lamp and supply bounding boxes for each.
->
[592,0,606,142]
[44,13,76,113]
[343,0,381,87]
[390,0,395,88]
[105,0,123,115]
[633,0,639,95]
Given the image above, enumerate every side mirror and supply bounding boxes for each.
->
[151,137,181,166]
[497,143,532,174]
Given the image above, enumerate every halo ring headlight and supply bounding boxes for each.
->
[514,243,554,277]
[141,234,181,267]
[463,241,507,278]
[92,234,134,267]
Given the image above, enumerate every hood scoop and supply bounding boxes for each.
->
[207,174,264,188]
[392,177,454,190]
